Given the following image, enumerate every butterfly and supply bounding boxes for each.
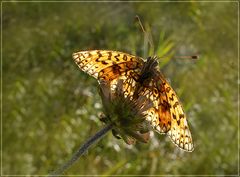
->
[72,50,194,152]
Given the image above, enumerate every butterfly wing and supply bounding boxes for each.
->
[72,50,143,80]
[137,72,194,151]
[138,79,172,134]
[159,75,194,152]
[73,50,144,100]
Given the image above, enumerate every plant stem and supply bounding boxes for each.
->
[49,123,113,176]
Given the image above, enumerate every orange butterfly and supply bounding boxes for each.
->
[73,50,194,152]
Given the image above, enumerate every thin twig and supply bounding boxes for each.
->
[49,123,113,176]
[135,15,155,56]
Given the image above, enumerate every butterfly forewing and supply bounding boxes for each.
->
[73,50,143,79]
[160,78,194,151]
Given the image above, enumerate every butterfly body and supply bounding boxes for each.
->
[73,50,194,152]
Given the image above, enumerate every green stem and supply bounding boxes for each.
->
[49,123,113,176]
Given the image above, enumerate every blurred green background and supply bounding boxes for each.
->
[2,1,238,176]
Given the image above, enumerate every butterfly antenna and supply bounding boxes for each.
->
[135,15,155,57]
[158,50,199,60]
[173,55,199,60]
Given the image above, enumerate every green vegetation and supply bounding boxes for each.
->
[2,1,238,176]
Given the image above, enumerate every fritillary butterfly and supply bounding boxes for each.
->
[73,50,194,152]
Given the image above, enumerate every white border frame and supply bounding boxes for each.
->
[1,0,239,176]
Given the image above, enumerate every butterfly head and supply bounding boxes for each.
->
[138,56,159,84]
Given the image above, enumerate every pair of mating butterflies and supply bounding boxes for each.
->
[72,50,194,152]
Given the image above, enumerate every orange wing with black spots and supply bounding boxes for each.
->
[160,79,194,151]
[139,83,172,134]
[72,50,143,80]
[134,71,194,151]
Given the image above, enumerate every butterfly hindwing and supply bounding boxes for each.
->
[136,78,171,134]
